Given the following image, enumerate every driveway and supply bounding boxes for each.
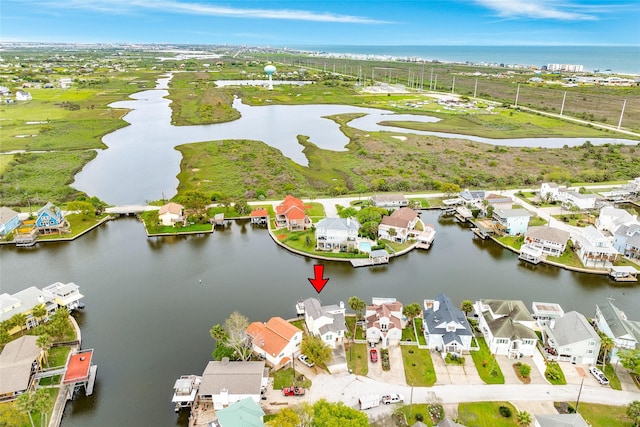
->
[367,345,407,386]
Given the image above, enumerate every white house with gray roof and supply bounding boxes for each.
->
[197,359,267,410]
[543,311,601,364]
[301,298,346,348]
[594,300,640,363]
[423,294,473,356]
[315,217,360,251]
[474,299,537,358]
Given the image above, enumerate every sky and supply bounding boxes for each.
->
[1,0,639,46]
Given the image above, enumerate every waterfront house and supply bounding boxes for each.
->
[594,300,640,363]
[197,359,268,410]
[158,202,184,226]
[0,207,21,237]
[523,226,570,257]
[15,90,32,101]
[275,195,311,231]
[249,209,268,225]
[597,206,638,234]
[315,217,360,251]
[423,294,473,356]
[370,194,408,208]
[378,207,419,243]
[612,223,640,256]
[35,202,67,234]
[215,397,265,427]
[573,226,618,267]
[474,299,537,358]
[531,302,564,327]
[246,317,302,369]
[542,311,601,364]
[0,336,44,401]
[301,298,346,349]
[534,414,589,427]
[492,208,531,236]
[365,297,404,349]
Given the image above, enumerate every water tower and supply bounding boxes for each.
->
[264,65,276,90]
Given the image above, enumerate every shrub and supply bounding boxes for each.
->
[499,406,512,418]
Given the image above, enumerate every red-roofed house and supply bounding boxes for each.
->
[250,209,269,225]
[365,298,405,349]
[158,203,184,226]
[275,195,311,231]
[246,317,303,369]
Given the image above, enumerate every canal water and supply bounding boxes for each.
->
[1,211,638,426]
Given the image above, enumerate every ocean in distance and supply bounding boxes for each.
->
[286,45,640,76]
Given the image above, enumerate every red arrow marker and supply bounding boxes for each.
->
[308,264,329,294]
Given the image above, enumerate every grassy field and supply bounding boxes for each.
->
[457,402,520,427]
[575,402,634,427]
[469,337,505,384]
[401,346,437,387]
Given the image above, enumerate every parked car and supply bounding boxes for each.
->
[589,366,609,385]
[370,349,378,363]
[282,386,305,396]
[297,354,314,368]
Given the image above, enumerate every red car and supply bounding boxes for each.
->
[282,386,305,396]
[370,349,378,363]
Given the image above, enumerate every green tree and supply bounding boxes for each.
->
[619,348,640,374]
[402,303,422,323]
[515,410,532,427]
[301,335,332,367]
[460,300,474,317]
[627,400,640,427]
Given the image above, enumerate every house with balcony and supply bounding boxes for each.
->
[0,336,45,401]
[365,298,404,349]
[246,317,302,369]
[542,311,601,364]
[275,195,311,231]
[475,299,537,358]
[377,207,419,243]
[197,359,268,410]
[594,300,640,363]
[423,294,473,356]
[370,194,408,208]
[573,226,618,267]
[301,298,346,349]
[0,207,21,237]
[492,208,531,236]
[315,217,360,251]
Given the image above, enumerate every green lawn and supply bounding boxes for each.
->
[401,346,437,387]
[457,402,519,427]
[469,338,505,384]
[346,342,368,376]
[576,403,634,427]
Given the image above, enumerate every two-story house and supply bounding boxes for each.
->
[594,300,640,363]
[543,311,601,364]
[275,195,311,231]
[492,208,531,236]
[475,299,538,358]
[302,298,346,348]
[315,217,360,251]
[365,298,404,349]
[377,207,419,243]
[246,317,303,369]
[573,226,618,267]
[423,294,473,357]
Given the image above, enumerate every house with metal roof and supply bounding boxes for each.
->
[594,300,640,363]
[198,359,267,410]
[474,299,537,358]
[301,298,346,349]
[543,311,601,364]
[315,217,360,251]
[246,317,302,369]
[423,294,473,357]
[0,336,44,401]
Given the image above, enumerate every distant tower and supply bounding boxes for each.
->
[264,65,276,90]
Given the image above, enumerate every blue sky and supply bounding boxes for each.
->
[2,0,639,46]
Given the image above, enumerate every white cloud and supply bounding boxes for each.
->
[36,0,390,23]
[473,0,597,20]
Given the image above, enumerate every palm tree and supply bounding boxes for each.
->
[516,410,532,427]
[598,332,615,369]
